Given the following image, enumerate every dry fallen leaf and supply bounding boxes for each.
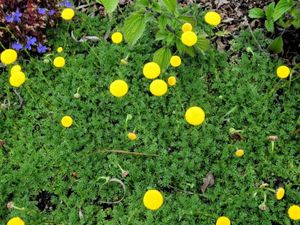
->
[201,172,215,193]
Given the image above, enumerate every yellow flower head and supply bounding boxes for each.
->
[7,217,25,225]
[288,205,300,220]
[216,216,231,225]
[143,189,164,210]
[128,132,137,141]
[170,55,182,67]
[149,79,168,96]
[111,32,123,44]
[9,71,26,88]
[109,80,128,97]
[276,65,290,79]
[10,65,22,75]
[185,106,205,126]
[181,31,198,47]
[167,76,176,86]
[235,149,244,157]
[61,8,75,20]
[182,23,193,32]
[1,49,17,65]
[57,47,63,53]
[61,116,73,128]
[275,187,285,200]
[205,11,222,26]
[143,62,161,79]
[53,56,66,68]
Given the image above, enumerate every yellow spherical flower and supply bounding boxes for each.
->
[61,116,73,128]
[235,149,244,157]
[288,205,300,220]
[276,65,290,79]
[61,8,75,20]
[216,216,231,225]
[109,80,128,97]
[10,65,22,75]
[1,49,17,65]
[182,23,193,32]
[128,132,137,141]
[143,189,164,210]
[275,187,285,200]
[181,31,198,47]
[149,79,168,96]
[111,32,123,44]
[185,106,205,126]
[170,55,182,67]
[57,47,63,53]
[53,56,66,68]
[9,71,26,87]
[205,11,222,26]
[143,62,161,79]
[7,217,25,225]
[167,76,176,86]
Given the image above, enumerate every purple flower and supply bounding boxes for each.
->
[38,8,47,15]
[37,43,47,53]
[25,36,37,50]
[5,14,14,23]
[60,0,73,7]
[13,9,22,23]
[12,42,23,51]
[48,9,55,16]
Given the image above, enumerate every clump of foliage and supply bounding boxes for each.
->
[0,0,70,53]
[249,0,300,53]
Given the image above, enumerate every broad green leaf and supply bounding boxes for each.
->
[265,19,274,32]
[97,0,118,13]
[249,8,265,19]
[291,6,300,28]
[268,36,284,53]
[195,35,210,52]
[178,15,197,26]
[176,39,195,57]
[265,2,275,20]
[162,0,177,13]
[153,47,172,71]
[124,13,146,46]
[273,0,294,21]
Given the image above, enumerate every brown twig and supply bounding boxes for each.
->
[98,149,159,157]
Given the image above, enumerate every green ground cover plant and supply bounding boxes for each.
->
[0,1,299,224]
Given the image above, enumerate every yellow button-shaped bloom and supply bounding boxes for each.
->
[7,217,25,225]
[9,71,26,87]
[61,8,75,20]
[1,49,17,65]
[110,80,128,97]
[61,116,73,128]
[167,76,176,86]
[275,187,285,200]
[170,55,181,67]
[181,31,198,47]
[276,65,290,79]
[205,11,222,26]
[57,47,63,53]
[53,56,66,68]
[216,216,231,225]
[182,23,193,32]
[128,132,137,141]
[10,64,22,75]
[185,106,205,126]
[150,79,168,96]
[111,32,123,44]
[143,190,164,210]
[235,149,244,157]
[288,205,300,220]
[143,62,161,79]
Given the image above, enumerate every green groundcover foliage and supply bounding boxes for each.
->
[0,8,299,225]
